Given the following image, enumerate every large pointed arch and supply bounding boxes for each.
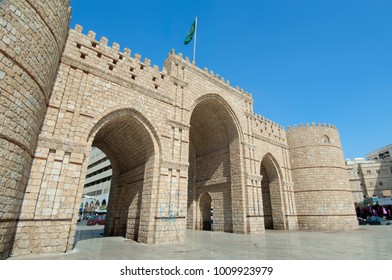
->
[188,94,245,145]
[84,108,161,243]
[187,94,246,234]
[87,107,162,154]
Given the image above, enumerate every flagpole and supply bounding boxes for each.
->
[193,16,198,64]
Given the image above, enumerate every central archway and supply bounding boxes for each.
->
[87,109,160,243]
[187,95,244,233]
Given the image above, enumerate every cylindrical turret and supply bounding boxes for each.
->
[0,0,71,259]
[287,124,358,231]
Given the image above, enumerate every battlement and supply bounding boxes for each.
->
[253,113,285,130]
[287,122,338,131]
[250,113,286,144]
[286,122,340,147]
[66,25,254,103]
[165,49,254,102]
[72,24,164,71]
[66,25,168,92]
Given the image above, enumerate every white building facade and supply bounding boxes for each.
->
[366,144,392,161]
[346,144,392,204]
[81,147,112,215]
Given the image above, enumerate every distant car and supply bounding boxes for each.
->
[366,216,391,225]
[86,215,106,226]
[84,213,93,220]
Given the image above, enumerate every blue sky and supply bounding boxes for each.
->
[69,0,392,160]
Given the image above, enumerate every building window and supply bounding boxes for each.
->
[379,182,383,186]
[367,170,371,174]
[370,182,374,186]
[87,157,108,169]
[86,165,112,178]
[322,135,330,144]
[379,151,390,160]
[376,170,381,174]
[84,175,112,188]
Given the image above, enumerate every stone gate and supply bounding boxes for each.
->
[0,1,358,259]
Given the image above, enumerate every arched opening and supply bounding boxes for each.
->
[79,146,111,222]
[260,154,286,230]
[187,95,243,233]
[199,192,214,231]
[322,135,330,144]
[87,110,159,242]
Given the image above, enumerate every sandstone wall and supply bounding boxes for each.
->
[0,0,70,259]
[287,124,358,230]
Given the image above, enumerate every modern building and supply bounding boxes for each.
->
[346,158,373,203]
[81,147,111,215]
[346,144,392,204]
[366,144,392,161]
[358,161,392,199]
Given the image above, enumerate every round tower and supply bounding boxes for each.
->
[0,0,71,259]
[287,123,358,231]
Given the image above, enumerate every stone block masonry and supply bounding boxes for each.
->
[0,0,71,259]
[0,2,358,259]
[287,124,358,230]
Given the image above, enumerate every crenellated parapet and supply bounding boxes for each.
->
[72,24,164,72]
[64,25,255,106]
[63,24,170,98]
[287,122,337,131]
[164,49,254,103]
[250,113,286,144]
[286,122,341,149]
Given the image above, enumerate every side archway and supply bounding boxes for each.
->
[260,153,286,230]
[86,108,161,243]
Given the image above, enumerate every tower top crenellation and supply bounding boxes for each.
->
[287,122,337,131]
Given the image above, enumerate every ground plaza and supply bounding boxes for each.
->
[8,225,392,260]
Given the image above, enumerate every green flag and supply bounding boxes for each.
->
[184,20,196,45]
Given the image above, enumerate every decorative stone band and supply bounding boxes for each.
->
[0,49,47,104]
[290,165,347,171]
[155,216,186,220]
[288,144,342,150]
[0,133,33,157]
[294,189,352,193]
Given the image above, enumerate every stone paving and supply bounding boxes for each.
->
[8,224,392,260]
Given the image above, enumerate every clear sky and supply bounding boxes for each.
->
[69,0,391,160]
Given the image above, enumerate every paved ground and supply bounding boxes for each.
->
[8,224,392,260]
